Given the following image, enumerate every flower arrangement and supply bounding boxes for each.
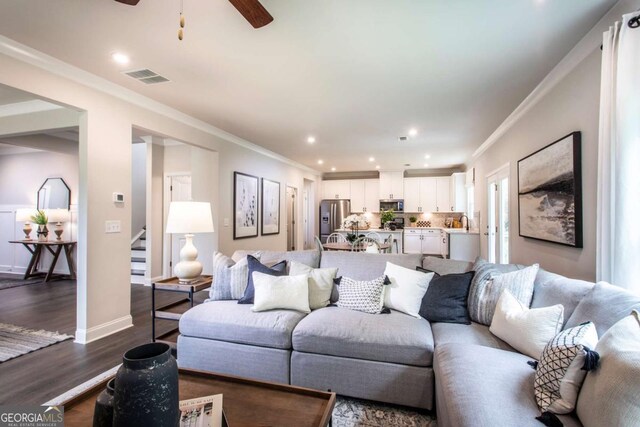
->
[342,214,370,231]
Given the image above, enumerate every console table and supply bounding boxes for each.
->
[9,240,77,282]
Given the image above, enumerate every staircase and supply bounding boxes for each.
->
[131,227,147,285]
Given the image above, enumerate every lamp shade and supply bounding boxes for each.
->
[166,202,214,234]
[47,209,71,223]
[16,208,36,222]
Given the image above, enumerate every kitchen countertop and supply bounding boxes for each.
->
[404,226,480,235]
[334,228,404,233]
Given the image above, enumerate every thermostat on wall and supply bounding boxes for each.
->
[113,192,125,203]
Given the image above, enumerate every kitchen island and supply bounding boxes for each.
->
[404,227,480,261]
[333,229,404,253]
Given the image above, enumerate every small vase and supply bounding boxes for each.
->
[93,378,115,427]
[113,343,179,427]
[37,224,49,242]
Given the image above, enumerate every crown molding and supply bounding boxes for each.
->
[472,0,640,159]
[0,35,320,176]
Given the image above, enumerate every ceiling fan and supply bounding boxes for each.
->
[114,0,274,29]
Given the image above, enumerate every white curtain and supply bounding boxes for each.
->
[596,12,640,294]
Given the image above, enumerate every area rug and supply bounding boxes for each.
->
[0,323,74,363]
[0,275,43,291]
[333,396,437,427]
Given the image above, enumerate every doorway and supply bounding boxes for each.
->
[302,179,314,249]
[286,186,297,251]
[487,164,510,264]
[163,173,192,277]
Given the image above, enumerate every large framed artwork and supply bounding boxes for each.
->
[517,131,583,248]
[233,172,259,239]
[261,178,280,235]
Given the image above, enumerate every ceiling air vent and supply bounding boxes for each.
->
[123,69,170,85]
[398,136,408,142]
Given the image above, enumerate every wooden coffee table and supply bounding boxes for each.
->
[61,368,335,426]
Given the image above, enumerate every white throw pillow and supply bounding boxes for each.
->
[289,261,338,310]
[251,272,311,313]
[489,290,564,359]
[577,310,640,427]
[383,262,433,318]
[534,322,599,414]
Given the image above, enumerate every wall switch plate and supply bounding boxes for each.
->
[223,218,229,227]
[105,220,121,233]
[113,192,124,203]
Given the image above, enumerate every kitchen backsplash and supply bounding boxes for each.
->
[364,212,479,229]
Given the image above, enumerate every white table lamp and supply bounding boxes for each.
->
[47,209,71,241]
[16,208,37,240]
[166,201,214,283]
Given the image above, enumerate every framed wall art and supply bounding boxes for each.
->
[517,131,583,248]
[233,172,259,239]
[261,178,280,235]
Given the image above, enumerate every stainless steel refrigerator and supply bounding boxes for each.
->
[319,199,351,243]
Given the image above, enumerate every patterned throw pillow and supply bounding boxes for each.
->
[336,276,387,314]
[534,322,599,416]
[468,261,538,325]
[210,252,252,300]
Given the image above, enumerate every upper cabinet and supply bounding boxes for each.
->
[379,171,404,200]
[450,172,467,212]
[321,180,351,199]
[403,177,436,213]
[350,179,380,213]
[435,176,451,212]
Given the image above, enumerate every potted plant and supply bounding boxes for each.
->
[31,209,49,241]
[380,209,395,230]
[409,216,418,227]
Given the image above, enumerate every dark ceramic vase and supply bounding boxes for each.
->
[93,378,115,427]
[113,343,179,427]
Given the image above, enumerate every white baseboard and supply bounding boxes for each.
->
[74,315,133,344]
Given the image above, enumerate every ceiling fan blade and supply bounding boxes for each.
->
[228,0,274,28]
[114,0,141,5]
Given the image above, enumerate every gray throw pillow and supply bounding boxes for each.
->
[210,252,251,301]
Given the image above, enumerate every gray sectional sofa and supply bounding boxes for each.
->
[177,250,640,426]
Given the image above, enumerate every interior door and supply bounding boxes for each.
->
[170,174,192,272]
[487,165,509,264]
[286,186,296,250]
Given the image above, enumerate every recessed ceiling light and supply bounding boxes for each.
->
[111,52,130,65]
[307,136,316,144]
[317,159,324,165]
[368,157,375,162]
[331,167,336,172]
[408,128,418,137]
[423,163,430,168]
[375,165,380,169]
[424,154,431,159]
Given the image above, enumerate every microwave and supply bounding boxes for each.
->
[379,199,404,213]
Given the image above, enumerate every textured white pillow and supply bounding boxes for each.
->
[490,290,564,359]
[577,310,640,427]
[383,262,433,318]
[289,261,337,310]
[251,272,311,313]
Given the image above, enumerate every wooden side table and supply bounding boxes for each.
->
[9,240,77,282]
[151,275,212,347]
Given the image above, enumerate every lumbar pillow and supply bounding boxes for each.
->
[490,290,564,359]
[237,255,287,304]
[336,276,387,314]
[533,321,599,419]
[211,252,252,300]
[418,271,474,324]
[468,262,539,325]
[383,262,433,318]
[289,261,338,310]
[251,272,311,313]
[576,310,640,427]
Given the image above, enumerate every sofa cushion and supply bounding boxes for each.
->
[419,271,474,324]
[232,249,320,269]
[292,306,434,366]
[336,276,387,314]
[179,301,307,349]
[422,256,473,275]
[431,321,516,352]
[319,252,423,281]
[531,269,593,327]
[565,281,640,336]
[237,255,287,304]
[210,252,250,300]
[434,343,582,427]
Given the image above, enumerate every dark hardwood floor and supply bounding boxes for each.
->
[0,277,205,404]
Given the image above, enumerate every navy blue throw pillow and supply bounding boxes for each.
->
[418,271,475,324]
[237,255,287,304]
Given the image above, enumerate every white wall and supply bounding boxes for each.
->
[468,50,601,281]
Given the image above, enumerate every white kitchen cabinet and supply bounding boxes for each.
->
[449,172,467,212]
[322,180,350,199]
[435,176,451,212]
[379,171,404,200]
[350,179,379,213]
[440,230,449,258]
[403,177,436,213]
[403,229,423,254]
[403,228,440,255]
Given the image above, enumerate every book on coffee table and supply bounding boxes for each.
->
[179,394,226,427]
